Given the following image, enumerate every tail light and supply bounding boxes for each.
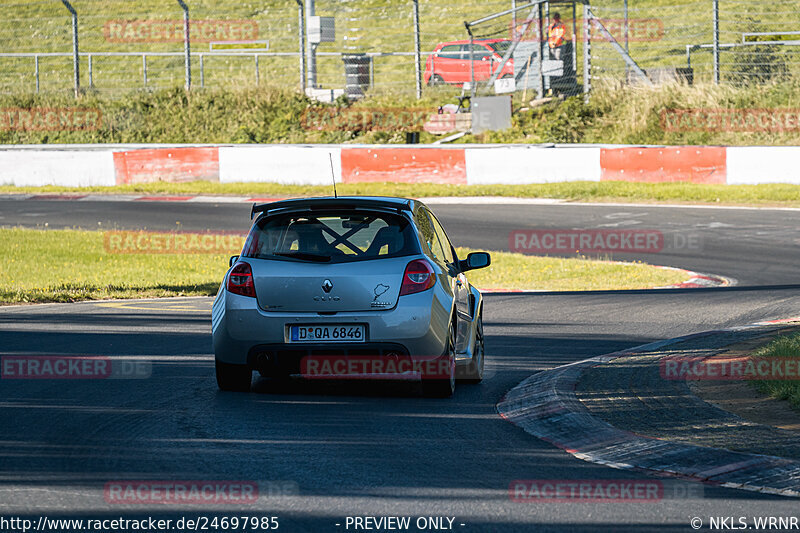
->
[228,262,256,298]
[400,259,436,296]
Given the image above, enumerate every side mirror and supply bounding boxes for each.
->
[460,252,491,272]
[229,255,240,267]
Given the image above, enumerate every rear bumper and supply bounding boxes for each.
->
[247,342,407,377]
[212,288,451,367]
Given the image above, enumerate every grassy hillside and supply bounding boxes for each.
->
[3,80,800,146]
[2,0,797,95]
[0,0,518,94]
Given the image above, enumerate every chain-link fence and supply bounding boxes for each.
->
[588,0,800,87]
[0,0,798,97]
[0,0,514,96]
[0,0,303,93]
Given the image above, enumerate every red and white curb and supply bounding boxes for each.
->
[652,266,736,289]
[497,318,800,498]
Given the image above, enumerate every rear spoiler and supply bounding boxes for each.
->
[251,198,414,220]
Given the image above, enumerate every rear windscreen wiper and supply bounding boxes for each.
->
[272,252,332,262]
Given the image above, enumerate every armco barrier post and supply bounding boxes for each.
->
[176,0,191,90]
[60,0,79,97]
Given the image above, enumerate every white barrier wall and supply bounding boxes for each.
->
[219,146,342,185]
[726,147,800,185]
[2,144,800,187]
[0,149,115,187]
[464,146,602,185]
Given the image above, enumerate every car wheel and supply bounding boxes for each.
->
[428,74,445,86]
[462,310,484,384]
[215,360,252,392]
[421,318,456,398]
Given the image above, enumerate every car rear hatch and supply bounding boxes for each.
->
[250,256,410,313]
[241,207,420,313]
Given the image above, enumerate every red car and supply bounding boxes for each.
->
[424,39,514,86]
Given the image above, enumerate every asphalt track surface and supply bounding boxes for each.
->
[2,198,800,532]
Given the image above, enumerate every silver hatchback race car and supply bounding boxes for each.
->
[212,197,490,397]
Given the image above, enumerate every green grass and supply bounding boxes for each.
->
[4,181,800,207]
[2,0,797,94]
[751,332,800,410]
[0,0,524,94]
[4,80,800,146]
[0,227,235,304]
[455,247,686,292]
[0,228,687,304]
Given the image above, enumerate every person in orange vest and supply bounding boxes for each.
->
[548,12,571,60]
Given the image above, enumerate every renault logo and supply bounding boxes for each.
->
[322,279,333,293]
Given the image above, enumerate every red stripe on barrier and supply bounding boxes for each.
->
[600,146,727,184]
[341,148,467,184]
[113,147,219,185]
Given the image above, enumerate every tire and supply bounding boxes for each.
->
[421,319,456,398]
[461,310,485,384]
[428,74,445,86]
[215,360,252,392]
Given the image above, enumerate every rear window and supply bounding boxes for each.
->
[242,211,418,264]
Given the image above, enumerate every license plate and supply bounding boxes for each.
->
[289,324,365,343]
